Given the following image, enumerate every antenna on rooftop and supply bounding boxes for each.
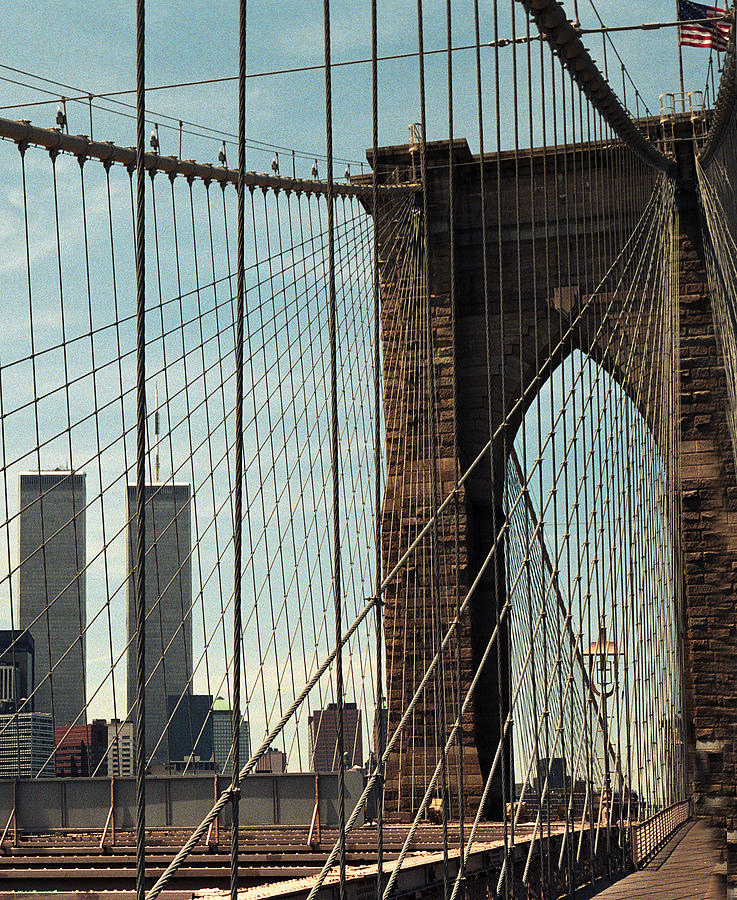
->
[154,384,161,483]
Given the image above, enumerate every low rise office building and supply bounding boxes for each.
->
[0,712,54,777]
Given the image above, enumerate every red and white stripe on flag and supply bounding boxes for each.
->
[678,0,730,50]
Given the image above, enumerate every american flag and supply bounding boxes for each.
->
[677,0,731,50]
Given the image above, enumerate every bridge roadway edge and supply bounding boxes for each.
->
[0,824,609,898]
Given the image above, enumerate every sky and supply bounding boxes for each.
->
[0,0,710,773]
[0,0,723,174]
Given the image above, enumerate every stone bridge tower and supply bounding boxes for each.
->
[370,124,737,832]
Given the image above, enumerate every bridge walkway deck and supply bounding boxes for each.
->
[593,820,724,899]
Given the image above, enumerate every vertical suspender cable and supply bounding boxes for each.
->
[322,2,345,896]
[371,0,385,895]
[134,1,147,898]
[446,0,463,891]
[414,7,449,889]
[472,0,505,880]
[231,0,247,897]
[490,4,511,893]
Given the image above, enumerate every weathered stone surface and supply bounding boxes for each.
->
[679,180,737,835]
[373,133,737,836]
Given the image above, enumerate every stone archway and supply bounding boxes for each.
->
[374,129,737,828]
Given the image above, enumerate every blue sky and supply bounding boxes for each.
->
[0,0,709,770]
[0,0,722,172]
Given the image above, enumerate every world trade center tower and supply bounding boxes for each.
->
[126,482,192,767]
[19,471,86,728]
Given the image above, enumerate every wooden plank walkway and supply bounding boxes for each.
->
[593,820,725,899]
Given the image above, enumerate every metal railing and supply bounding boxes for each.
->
[659,91,709,149]
[659,90,706,119]
[631,799,690,868]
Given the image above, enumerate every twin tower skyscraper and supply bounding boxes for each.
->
[18,471,192,766]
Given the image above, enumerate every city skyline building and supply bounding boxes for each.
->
[167,693,213,772]
[0,630,34,713]
[255,747,287,773]
[55,720,108,777]
[308,702,363,772]
[212,696,250,775]
[18,471,86,728]
[0,712,54,778]
[535,757,567,794]
[106,719,134,777]
[126,482,192,767]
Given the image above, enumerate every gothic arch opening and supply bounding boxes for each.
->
[500,350,685,821]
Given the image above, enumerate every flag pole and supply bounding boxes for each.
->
[676,0,686,110]
[713,0,721,85]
